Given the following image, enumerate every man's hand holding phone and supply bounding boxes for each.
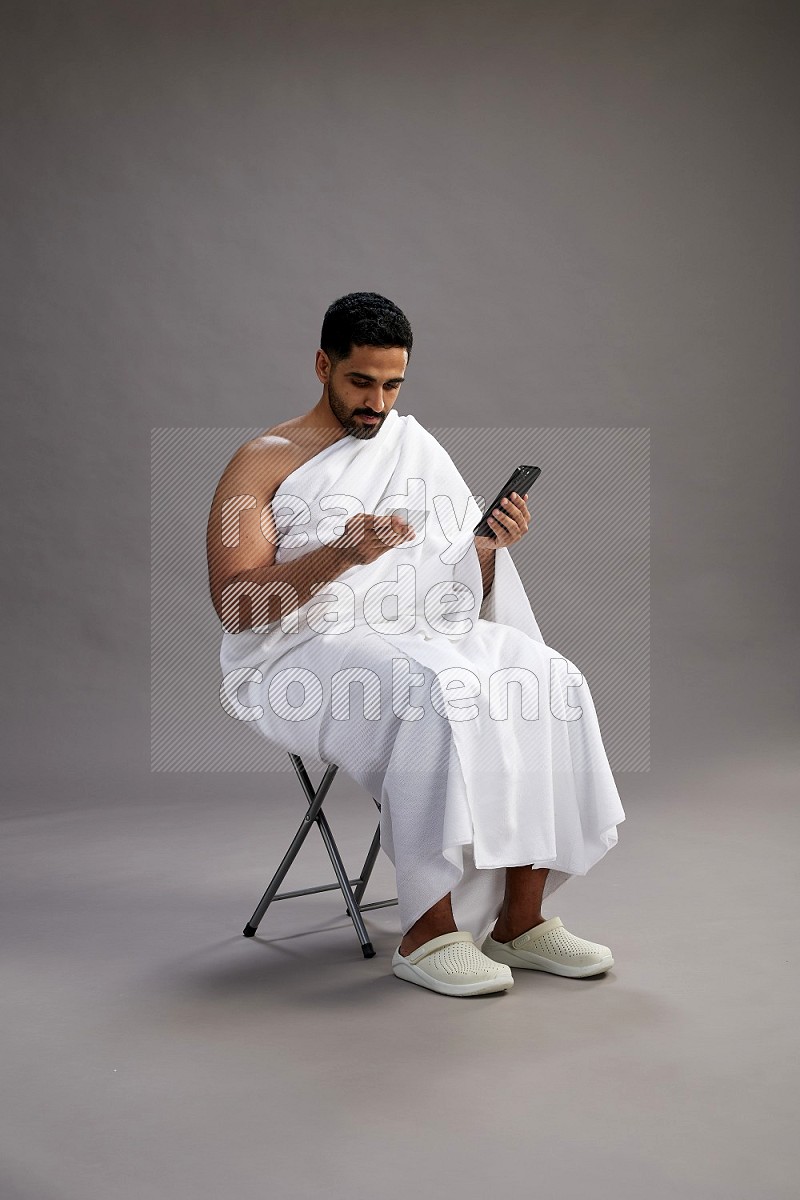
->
[474,490,531,551]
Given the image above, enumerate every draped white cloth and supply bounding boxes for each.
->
[219,409,626,943]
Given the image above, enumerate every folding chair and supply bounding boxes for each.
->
[242,752,398,958]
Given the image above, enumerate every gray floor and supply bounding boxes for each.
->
[2,747,798,1200]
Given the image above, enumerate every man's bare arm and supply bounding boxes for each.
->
[206,440,414,634]
[475,539,496,600]
[220,542,362,634]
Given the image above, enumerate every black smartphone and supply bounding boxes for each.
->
[472,464,541,538]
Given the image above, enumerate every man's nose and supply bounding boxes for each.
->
[363,393,385,412]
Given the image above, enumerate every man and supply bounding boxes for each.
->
[206,292,626,998]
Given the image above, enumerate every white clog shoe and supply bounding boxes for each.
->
[481,916,614,977]
[392,931,514,996]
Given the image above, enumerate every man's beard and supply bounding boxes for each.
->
[327,377,384,440]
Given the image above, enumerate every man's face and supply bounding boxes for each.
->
[321,344,408,440]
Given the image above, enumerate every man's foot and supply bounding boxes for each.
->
[481,916,614,978]
[392,932,514,996]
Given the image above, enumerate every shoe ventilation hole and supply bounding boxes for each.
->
[434,943,503,978]
[526,930,605,958]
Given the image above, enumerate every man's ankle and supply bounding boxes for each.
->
[398,923,459,957]
[491,913,545,942]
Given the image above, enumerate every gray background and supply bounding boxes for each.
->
[3,0,798,804]
[2,3,799,1199]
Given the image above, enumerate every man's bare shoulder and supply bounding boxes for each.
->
[223,418,321,492]
[259,414,342,455]
[229,431,299,472]
[227,415,347,484]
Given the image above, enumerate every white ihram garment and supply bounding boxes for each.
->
[219,409,626,944]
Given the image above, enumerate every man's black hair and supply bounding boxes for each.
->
[320,292,413,366]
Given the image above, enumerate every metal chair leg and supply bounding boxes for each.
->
[286,757,377,953]
[242,755,397,958]
[352,822,382,907]
[242,759,338,937]
[313,807,375,957]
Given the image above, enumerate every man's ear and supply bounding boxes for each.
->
[314,349,330,385]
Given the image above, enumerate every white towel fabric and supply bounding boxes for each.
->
[219,408,626,944]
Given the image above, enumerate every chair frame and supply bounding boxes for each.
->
[243,752,398,957]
